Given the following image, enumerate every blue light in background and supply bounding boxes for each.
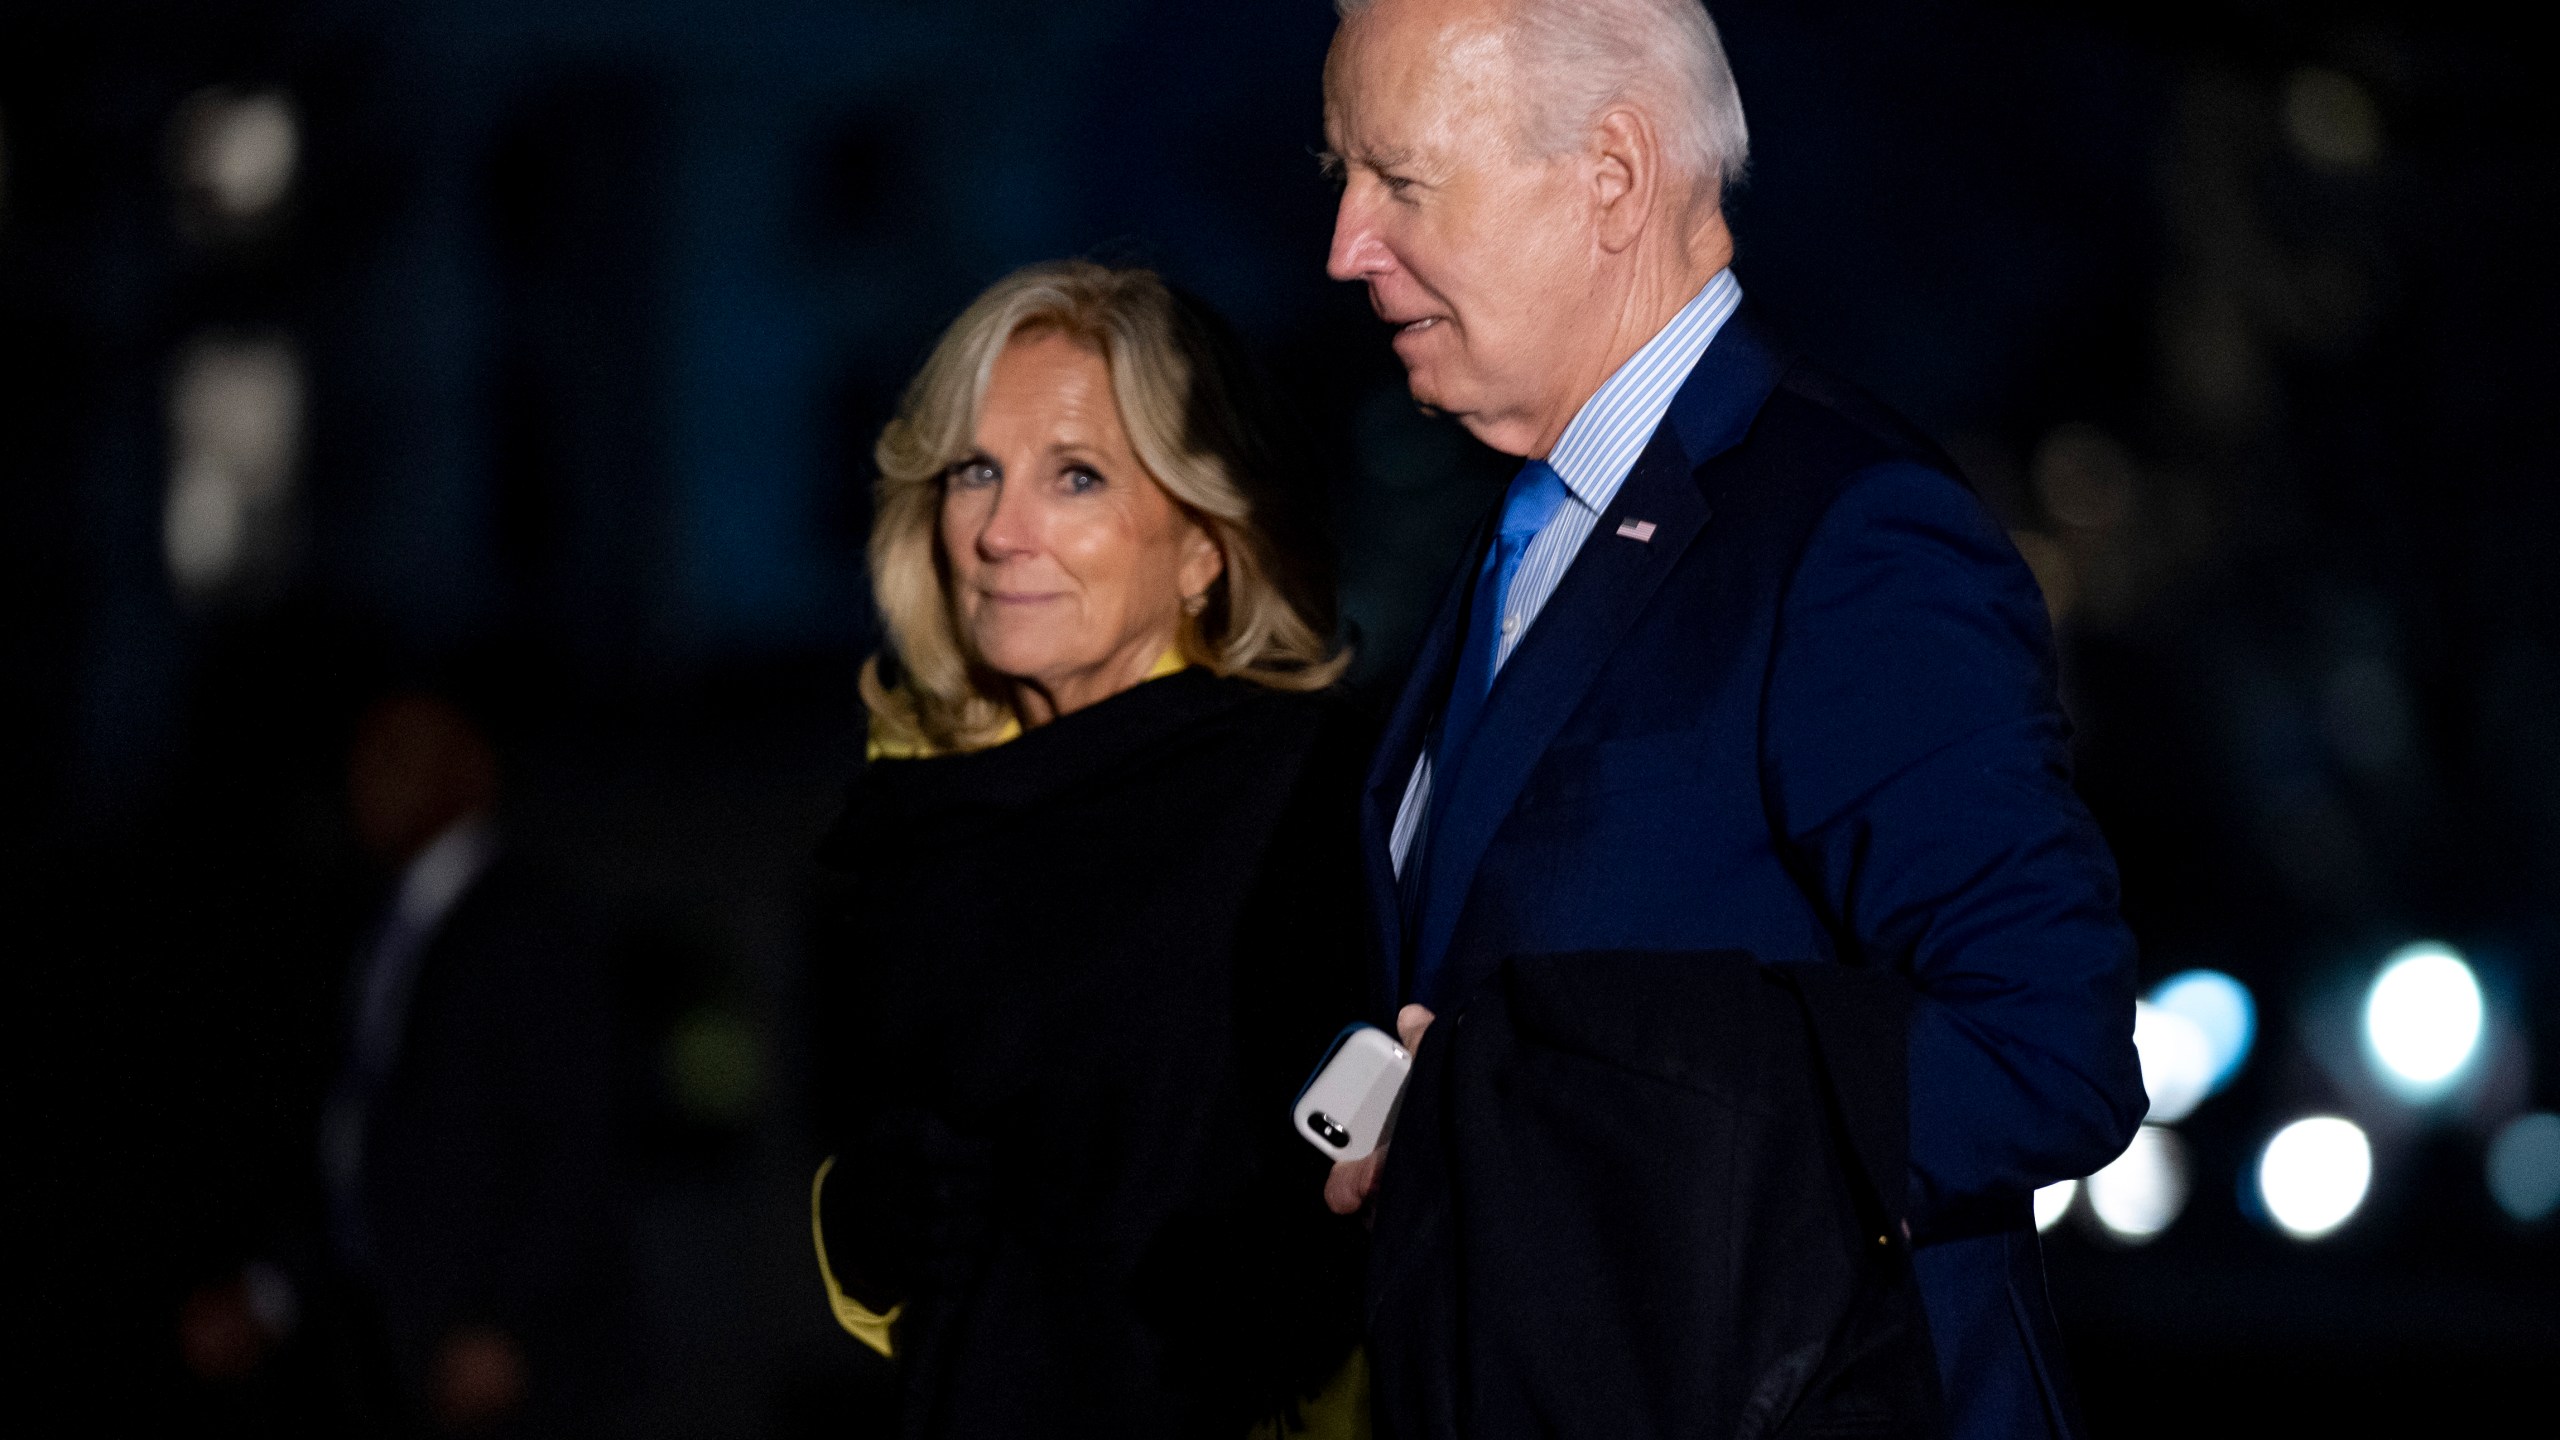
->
[2147,969,2256,1096]
[2486,1112,2560,1224]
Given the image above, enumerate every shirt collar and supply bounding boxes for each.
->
[1542,268,1744,513]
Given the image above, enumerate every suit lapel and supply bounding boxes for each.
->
[1404,310,1791,1004]
[1359,511,1492,1018]
[1406,428,1710,988]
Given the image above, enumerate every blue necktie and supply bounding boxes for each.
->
[1404,460,1569,1003]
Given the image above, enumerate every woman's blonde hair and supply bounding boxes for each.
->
[862,260,1347,754]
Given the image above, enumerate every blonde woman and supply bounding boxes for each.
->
[811,262,1369,1438]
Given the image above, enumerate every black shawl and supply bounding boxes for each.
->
[814,669,1370,1438]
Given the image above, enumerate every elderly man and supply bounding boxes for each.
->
[1318,1,2146,1438]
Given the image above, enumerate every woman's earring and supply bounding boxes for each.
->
[1181,593,1207,617]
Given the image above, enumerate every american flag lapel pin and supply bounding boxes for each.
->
[1616,517,1657,542]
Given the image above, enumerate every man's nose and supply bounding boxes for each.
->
[1327,185,1390,283]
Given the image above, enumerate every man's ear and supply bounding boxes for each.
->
[1592,106,1658,254]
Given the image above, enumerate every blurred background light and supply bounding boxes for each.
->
[2258,1116,2373,1239]
[662,1007,767,1126]
[2320,657,2415,774]
[2034,1178,2078,1233]
[2009,530,2077,627]
[171,87,298,230]
[2086,1125,2189,1242]
[2132,998,2215,1123]
[2485,1112,2560,1224]
[2282,67,2381,172]
[2148,969,2256,1094]
[2361,942,2484,1099]
[163,332,304,598]
[2031,422,2139,532]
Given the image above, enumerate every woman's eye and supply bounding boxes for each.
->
[1064,466,1104,494]
[950,461,998,488]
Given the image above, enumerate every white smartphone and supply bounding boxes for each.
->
[1292,1024,1411,1162]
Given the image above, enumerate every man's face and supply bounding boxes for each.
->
[1324,0,1593,455]
[347,694,493,863]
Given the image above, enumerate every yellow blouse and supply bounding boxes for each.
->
[864,648,1191,762]
[809,1156,899,1359]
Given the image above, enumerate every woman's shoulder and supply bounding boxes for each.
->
[1195,674,1379,776]
[819,670,1348,861]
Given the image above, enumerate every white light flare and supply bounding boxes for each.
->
[2132,1000,2215,1124]
[2033,1179,2077,1233]
[2362,943,2484,1099]
[164,332,304,596]
[2086,1125,2189,1242]
[2258,1116,2372,1239]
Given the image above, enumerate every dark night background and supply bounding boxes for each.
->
[4,0,2555,1435]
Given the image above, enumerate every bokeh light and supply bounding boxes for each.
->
[2034,1178,2078,1233]
[2485,1112,2560,1224]
[172,88,299,228]
[163,332,304,598]
[2132,999,2214,1123]
[2258,1116,2373,1239]
[2282,67,2382,171]
[2361,943,2484,1099]
[2148,969,2256,1095]
[2087,1125,2189,1242]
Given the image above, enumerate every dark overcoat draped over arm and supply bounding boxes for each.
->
[1367,948,1941,1440]
[1358,311,2148,1440]
[815,669,1371,1440]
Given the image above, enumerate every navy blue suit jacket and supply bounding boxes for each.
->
[1360,312,2147,1440]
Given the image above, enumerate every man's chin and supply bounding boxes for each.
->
[1394,363,1459,419]
[1394,373,1510,448]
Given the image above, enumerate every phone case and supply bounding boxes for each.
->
[1292,1024,1411,1162]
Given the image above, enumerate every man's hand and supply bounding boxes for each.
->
[1324,1004,1434,1216]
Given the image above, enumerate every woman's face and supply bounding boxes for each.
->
[941,330,1223,724]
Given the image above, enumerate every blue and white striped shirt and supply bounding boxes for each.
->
[1389,269,1743,876]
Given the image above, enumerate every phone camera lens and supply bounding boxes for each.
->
[1309,1112,1350,1148]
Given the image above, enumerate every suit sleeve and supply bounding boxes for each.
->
[1761,460,2146,1229]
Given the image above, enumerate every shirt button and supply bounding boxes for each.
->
[1500,617,1519,637]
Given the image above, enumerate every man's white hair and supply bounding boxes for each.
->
[1337,0,1750,195]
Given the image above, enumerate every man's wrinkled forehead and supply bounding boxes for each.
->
[1325,0,1524,162]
